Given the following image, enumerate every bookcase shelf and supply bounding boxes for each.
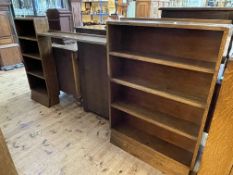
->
[109,51,215,74]
[18,36,37,41]
[15,17,59,107]
[108,20,229,175]
[22,53,41,60]
[111,101,199,141]
[111,77,206,109]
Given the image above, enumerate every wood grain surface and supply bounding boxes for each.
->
[198,61,233,175]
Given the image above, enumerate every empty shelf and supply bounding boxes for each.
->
[110,51,215,74]
[111,78,206,109]
[111,101,199,141]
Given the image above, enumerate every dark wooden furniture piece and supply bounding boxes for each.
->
[160,7,233,21]
[46,9,74,32]
[15,17,59,107]
[78,42,109,119]
[47,9,74,44]
[76,26,109,119]
[76,25,106,35]
[0,2,22,70]
[52,43,81,100]
[0,129,18,175]
[107,19,230,175]
[37,31,108,118]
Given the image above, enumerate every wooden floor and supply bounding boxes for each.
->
[0,68,164,175]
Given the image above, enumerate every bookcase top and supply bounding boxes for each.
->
[107,19,232,32]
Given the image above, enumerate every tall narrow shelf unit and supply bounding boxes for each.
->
[107,20,230,175]
[15,17,59,107]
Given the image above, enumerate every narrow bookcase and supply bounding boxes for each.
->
[15,17,59,107]
[107,20,230,175]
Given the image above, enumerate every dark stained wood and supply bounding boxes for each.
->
[107,20,230,174]
[46,8,74,44]
[76,25,106,35]
[15,17,59,107]
[78,42,109,119]
[46,9,74,32]
[38,30,108,118]
[52,44,81,99]
[160,8,233,22]
[159,7,233,134]
[0,129,18,175]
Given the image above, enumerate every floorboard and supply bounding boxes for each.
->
[0,68,164,175]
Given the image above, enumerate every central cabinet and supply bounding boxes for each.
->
[107,20,230,175]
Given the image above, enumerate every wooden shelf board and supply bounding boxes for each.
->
[110,51,215,74]
[27,70,45,80]
[111,122,193,166]
[111,78,206,109]
[22,53,41,60]
[111,101,199,141]
[18,36,37,41]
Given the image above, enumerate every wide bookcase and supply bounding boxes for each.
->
[15,17,59,107]
[107,20,230,175]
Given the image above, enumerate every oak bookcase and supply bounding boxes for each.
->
[107,20,230,175]
[15,17,59,107]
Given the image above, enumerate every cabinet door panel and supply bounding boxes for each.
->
[0,12,11,37]
[136,1,150,18]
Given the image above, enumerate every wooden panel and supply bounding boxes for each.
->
[78,42,109,119]
[15,17,59,107]
[0,44,22,67]
[0,129,18,175]
[230,166,233,175]
[0,12,11,38]
[198,61,233,175]
[160,8,233,22]
[136,1,151,18]
[53,47,81,99]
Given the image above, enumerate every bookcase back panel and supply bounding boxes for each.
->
[108,25,223,63]
[110,56,213,102]
[27,74,47,92]
[19,39,40,55]
[15,20,36,37]
[23,56,43,73]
